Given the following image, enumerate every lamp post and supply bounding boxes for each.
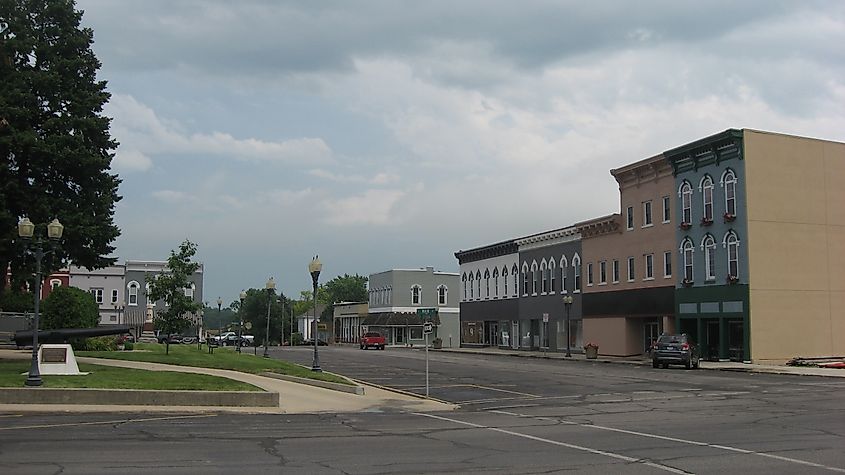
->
[216,297,222,345]
[264,278,275,358]
[18,217,64,387]
[237,290,246,354]
[562,295,574,358]
[308,256,322,372]
[196,309,203,351]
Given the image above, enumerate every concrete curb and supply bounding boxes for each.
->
[349,377,455,406]
[0,387,279,407]
[260,372,365,395]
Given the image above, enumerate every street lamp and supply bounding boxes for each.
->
[264,278,275,358]
[308,256,322,372]
[216,297,222,345]
[196,309,203,351]
[237,290,246,354]
[563,295,574,358]
[18,217,64,387]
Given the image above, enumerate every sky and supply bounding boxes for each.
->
[74,0,845,304]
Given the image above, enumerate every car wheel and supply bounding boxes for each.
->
[380,345,385,350]
[661,363,669,369]
[693,357,700,369]
[685,360,691,370]
[652,359,659,368]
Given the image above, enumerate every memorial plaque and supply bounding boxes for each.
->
[41,347,67,363]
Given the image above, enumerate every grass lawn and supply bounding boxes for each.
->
[0,360,261,391]
[78,343,351,385]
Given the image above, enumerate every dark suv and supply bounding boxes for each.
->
[652,334,700,369]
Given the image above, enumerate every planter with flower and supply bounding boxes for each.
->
[679,222,692,231]
[114,335,127,351]
[723,212,736,223]
[584,342,599,359]
[682,278,694,287]
[726,274,739,285]
[700,216,713,226]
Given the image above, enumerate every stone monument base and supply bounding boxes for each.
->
[37,344,88,375]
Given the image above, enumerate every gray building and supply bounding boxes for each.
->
[365,267,460,347]
[123,260,204,333]
[68,265,127,326]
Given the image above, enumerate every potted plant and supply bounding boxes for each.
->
[115,335,126,351]
[432,337,443,349]
[700,216,713,226]
[726,274,739,284]
[723,212,736,223]
[682,278,694,287]
[584,342,599,359]
[679,222,692,230]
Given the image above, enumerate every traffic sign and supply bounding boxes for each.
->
[417,308,438,320]
[423,322,433,334]
[317,323,327,331]
[543,313,549,323]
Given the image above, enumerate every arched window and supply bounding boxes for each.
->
[468,272,474,299]
[702,234,716,280]
[522,263,529,296]
[437,285,448,305]
[724,231,740,279]
[680,181,692,225]
[50,279,61,290]
[531,261,539,295]
[512,264,519,297]
[476,270,482,298]
[502,266,508,296]
[560,256,568,293]
[701,175,714,222]
[682,239,694,282]
[128,281,139,306]
[462,273,467,300]
[493,267,499,297]
[540,260,548,294]
[549,259,556,293]
[411,285,421,305]
[723,169,737,217]
[572,254,581,292]
[484,269,491,298]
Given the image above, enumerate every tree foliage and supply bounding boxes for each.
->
[0,0,121,289]
[41,285,98,329]
[319,274,368,320]
[238,287,293,346]
[147,240,201,354]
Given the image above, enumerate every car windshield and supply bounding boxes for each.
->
[365,332,381,337]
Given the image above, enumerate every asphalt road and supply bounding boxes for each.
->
[1,345,843,474]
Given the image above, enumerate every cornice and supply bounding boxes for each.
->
[515,227,580,251]
[575,214,622,239]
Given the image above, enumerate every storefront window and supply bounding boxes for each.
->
[520,320,532,348]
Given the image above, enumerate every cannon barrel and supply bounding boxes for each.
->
[14,325,132,346]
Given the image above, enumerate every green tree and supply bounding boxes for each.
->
[0,288,33,312]
[41,285,98,329]
[147,240,201,354]
[239,287,293,346]
[0,0,121,291]
[320,274,368,320]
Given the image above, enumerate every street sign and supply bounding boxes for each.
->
[317,323,327,331]
[543,313,549,323]
[423,322,433,334]
[417,308,438,320]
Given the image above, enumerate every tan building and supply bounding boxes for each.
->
[578,155,677,356]
[665,129,844,363]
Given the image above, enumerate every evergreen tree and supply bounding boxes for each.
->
[41,285,98,329]
[147,240,201,355]
[0,0,121,295]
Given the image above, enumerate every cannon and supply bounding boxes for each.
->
[14,325,132,347]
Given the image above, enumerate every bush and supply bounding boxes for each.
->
[123,341,134,351]
[290,332,304,346]
[0,290,35,313]
[75,336,117,352]
[42,286,99,330]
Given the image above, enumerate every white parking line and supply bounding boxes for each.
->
[491,410,845,473]
[414,412,690,474]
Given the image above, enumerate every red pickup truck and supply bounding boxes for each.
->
[360,331,386,350]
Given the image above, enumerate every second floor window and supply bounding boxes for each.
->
[664,251,672,277]
[702,176,714,221]
[662,196,671,222]
[726,232,740,278]
[626,206,634,229]
[645,254,654,279]
[724,170,737,216]
[411,285,421,305]
[681,181,692,224]
[599,261,607,284]
[90,288,103,304]
[573,256,581,292]
[438,286,448,305]
[111,289,119,303]
[683,239,694,282]
[587,263,594,286]
[704,235,716,280]
[128,282,139,305]
[627,257,635,282]
[612,260,620,283]
[541,263,548,293]
[643,201,653,226]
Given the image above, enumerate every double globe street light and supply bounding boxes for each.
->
[17,217,64,387]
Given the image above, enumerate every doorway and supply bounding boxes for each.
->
[643,321,660,354]
[486,322,499,347]
[705,320,720,361]
[728,320,744,361]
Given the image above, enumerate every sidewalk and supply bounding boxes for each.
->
[0,349,456,414]
[432,346,845,378]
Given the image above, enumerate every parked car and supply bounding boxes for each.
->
[652,333,700,369]
[156,333,183,344]
[360,331,386,350]
[300,338,328,346]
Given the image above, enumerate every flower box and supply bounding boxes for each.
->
[679,222,692,230]
[700,217,713,226]
[583,342,599,359]
[682,279,694,287]
[726,275,739,284]
[724,213,736,223]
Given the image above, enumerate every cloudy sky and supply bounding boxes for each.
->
[75,0,845,303]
